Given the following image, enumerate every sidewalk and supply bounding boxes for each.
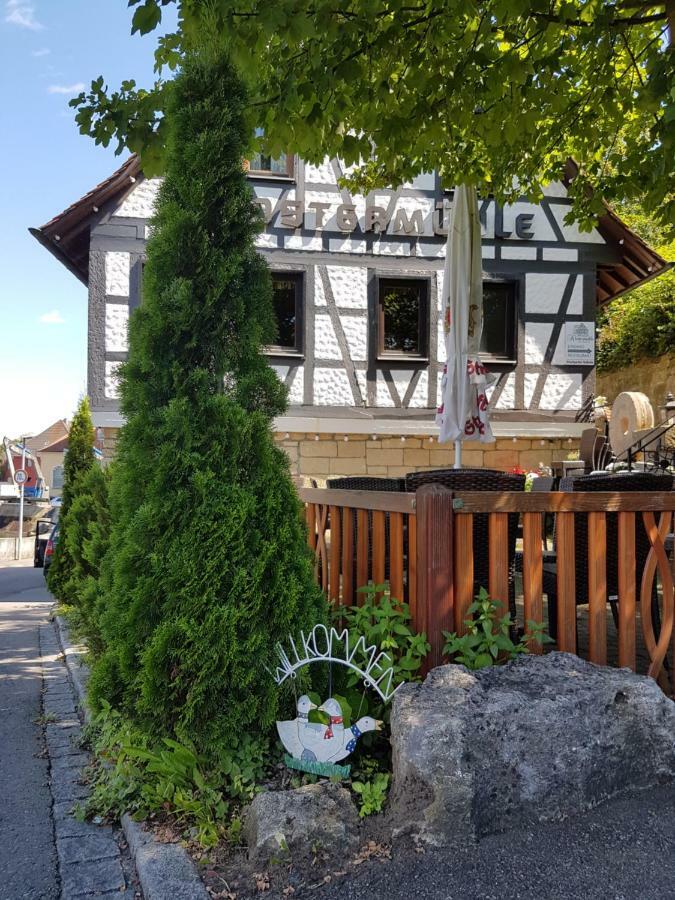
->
[0,562,135,899]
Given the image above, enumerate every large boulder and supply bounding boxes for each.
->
[389,652,675,846]
[244,782,359,862]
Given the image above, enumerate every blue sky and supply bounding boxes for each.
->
[0,1,176,438]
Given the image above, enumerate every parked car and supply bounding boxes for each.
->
[34,508,59,568]
[43,523,60,576]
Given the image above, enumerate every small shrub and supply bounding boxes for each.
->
[443,587,550,670]
[351,773,390,817]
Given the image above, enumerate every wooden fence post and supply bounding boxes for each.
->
[416,485,454,672]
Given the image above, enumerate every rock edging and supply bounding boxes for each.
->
[54,613,208,899]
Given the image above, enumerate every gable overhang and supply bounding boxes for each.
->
[29,155,142,286]
[563,159,672,306]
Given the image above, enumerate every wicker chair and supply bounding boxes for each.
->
[405,468,527,616]
[543,471,674,643]
[326,476,405,597]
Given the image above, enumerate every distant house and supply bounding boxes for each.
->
[31,155,670,478]
[26,419,69,493]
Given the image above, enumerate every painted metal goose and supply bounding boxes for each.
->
[276,694,317,759]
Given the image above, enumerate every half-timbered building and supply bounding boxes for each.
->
[32,154,669,478]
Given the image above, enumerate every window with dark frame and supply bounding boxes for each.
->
[247,151,294,178]
[481,280,517,362]
[268,272,304,354]
[377,278,429,359]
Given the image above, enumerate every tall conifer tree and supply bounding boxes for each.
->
[90,51,326,757]
[47,396,96,599]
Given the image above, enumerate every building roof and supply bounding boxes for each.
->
[30,155,141,285]
[25,419,69,452]
[38,436,69,453]
[31,154,670,305]
[563,159,671,305]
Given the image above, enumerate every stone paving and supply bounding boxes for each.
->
[39,619,129,898]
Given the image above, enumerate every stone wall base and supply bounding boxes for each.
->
[101,427,580,482]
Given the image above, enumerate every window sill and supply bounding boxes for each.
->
[247,172,296,183]
[377,355,429,364]
[265,348,305,360]
[481,357,517,366]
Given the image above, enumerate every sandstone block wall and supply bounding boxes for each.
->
[101,427,580,481]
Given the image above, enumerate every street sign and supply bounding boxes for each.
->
[14,469,28,486]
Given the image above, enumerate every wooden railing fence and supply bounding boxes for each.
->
[300,485,675,694]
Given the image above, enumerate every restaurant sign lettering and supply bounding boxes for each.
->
[254,197,536,240]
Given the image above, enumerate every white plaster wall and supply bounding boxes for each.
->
[549,205,604,244]
[409,370,429,408]
[329,237,366,254]
[105,252,130,297]
[327,266,367,309]
[374,373,396,407]
[494,372,516,410]
[524,372,583,410]
[114,178,161,218]
[255,233,278,249]
[541,373,583,409]
[524,372,538,408]
[542,182,568,198]
[285,235,323,251]
[305,159,335,183]
[105,304,129,353]
[313,368,354,405]
[524,323,554,364]
[288,366,304,403]
[315,314,342,360]
[501,246,538,260]
[372,240,410,257]
[340,315,367,361]
[314,271,327,306]
[525,273,582,314]
[543,248,578,262]
[500,202,557,242]
[104,361,121,399]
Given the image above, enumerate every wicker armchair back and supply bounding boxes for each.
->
[559,471,673,603]
[405,468,527,613]
[326,476,405,595]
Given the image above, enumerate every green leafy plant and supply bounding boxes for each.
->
[73,2,674,232]
[351,772,390,818]
[81,702,266,847]
[331,585,430,731]
[443,588,551,670]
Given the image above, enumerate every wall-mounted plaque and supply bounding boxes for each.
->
[564,321,595,366]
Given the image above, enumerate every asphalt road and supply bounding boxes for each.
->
[316,784,675,900]
[0,561,58,900]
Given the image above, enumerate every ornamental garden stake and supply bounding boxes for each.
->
[271,623,402,778]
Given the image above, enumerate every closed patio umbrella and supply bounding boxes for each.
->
[436,184,495,467]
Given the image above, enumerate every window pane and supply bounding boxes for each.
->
[272,276,297,348]
[380,282,423,354]
[481,282,515,358]
[250,152,288,174]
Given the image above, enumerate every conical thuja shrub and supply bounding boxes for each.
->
[47,395,96,600]
[90,52,326,757]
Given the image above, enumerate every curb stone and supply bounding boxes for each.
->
[54,614,208,900]
[122,815,209,900]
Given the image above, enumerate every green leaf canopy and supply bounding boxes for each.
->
[72,0,675,231]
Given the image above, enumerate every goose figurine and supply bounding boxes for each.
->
[276,695,317,760]
[319,698,345,742]
[326,716,382,763]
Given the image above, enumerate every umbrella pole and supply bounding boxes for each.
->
[454,439,462,469]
